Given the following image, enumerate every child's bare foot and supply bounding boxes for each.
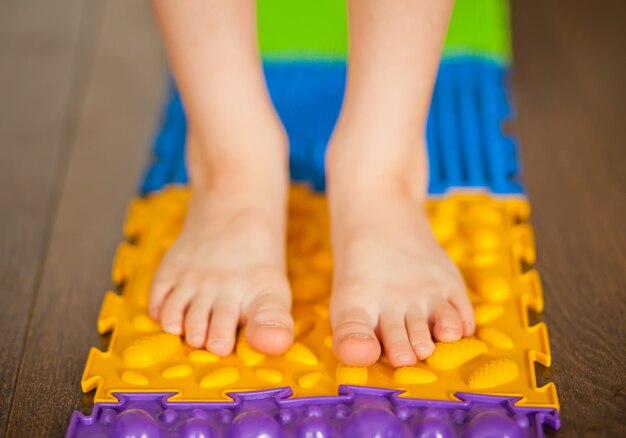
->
[149,0,296,357]
[328,144,475,368]
[148,132,294,357]
[324,0,463,368]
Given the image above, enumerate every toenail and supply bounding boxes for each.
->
[395,353,414,363]
[464,321,474,332]
[443,325,459,332]
[343,333,373,341]
[413,342,432,352]
[163,323,181,334]
[254,320,288,329]
[208,340,226,350]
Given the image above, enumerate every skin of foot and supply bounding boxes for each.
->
[148,140,295,357]
[149,0,295,357]
[150,0,473,366]
[327,168,475,368]
[324,0,474,368]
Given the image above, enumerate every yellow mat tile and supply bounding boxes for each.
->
[81,185,558,410]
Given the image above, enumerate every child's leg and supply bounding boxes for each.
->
[148,0,293,356]
[327,0,475,367]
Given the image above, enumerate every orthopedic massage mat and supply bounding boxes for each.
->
[67,1,560,436]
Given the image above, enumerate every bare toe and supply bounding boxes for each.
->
[148,265,176,320]
[380,310,417,367]
[332,307,381,366]
[449,292,475,336]
[245,292,294,355]
[146,149,292,355]
[206,299,239,356]
[184,295,212,348]
[160,281,196,335]
[405,307,435,360]
[431,300,464,342]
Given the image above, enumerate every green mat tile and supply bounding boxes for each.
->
[444,0,511,62]
[258,0,511,63]
[258,0,348,60]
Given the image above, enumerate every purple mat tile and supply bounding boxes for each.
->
[67,386,559,437]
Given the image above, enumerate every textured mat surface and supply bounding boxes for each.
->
[81,186,556,409]
[141,0,519,196]
[257,0,511,62]
[67,389,559,438]
[68,0,560,436]
[141,58,521,195]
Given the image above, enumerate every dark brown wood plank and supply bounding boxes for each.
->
[511,0,626,436]
[3,0,623,436]
[0,1,104,435]
[4,0,167,436]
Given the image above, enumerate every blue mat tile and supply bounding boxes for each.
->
[141,58,523,195]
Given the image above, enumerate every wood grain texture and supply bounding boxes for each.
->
[0,1,102,435]
[1,0,624,436]
[511,0,626,436]
[3,0,167,436]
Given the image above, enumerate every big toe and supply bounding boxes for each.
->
[332,308,381,366]
[246,293,294,355]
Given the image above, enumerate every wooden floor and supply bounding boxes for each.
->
[0,1,624,436]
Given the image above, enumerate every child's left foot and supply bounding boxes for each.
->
[328,162,475,368]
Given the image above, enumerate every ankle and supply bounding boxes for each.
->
[326,138,427,205]
[326,159,425,211]
[187,127,289,196]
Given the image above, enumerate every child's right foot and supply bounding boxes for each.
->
[149,0,297,358]
[148,134,294,357]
